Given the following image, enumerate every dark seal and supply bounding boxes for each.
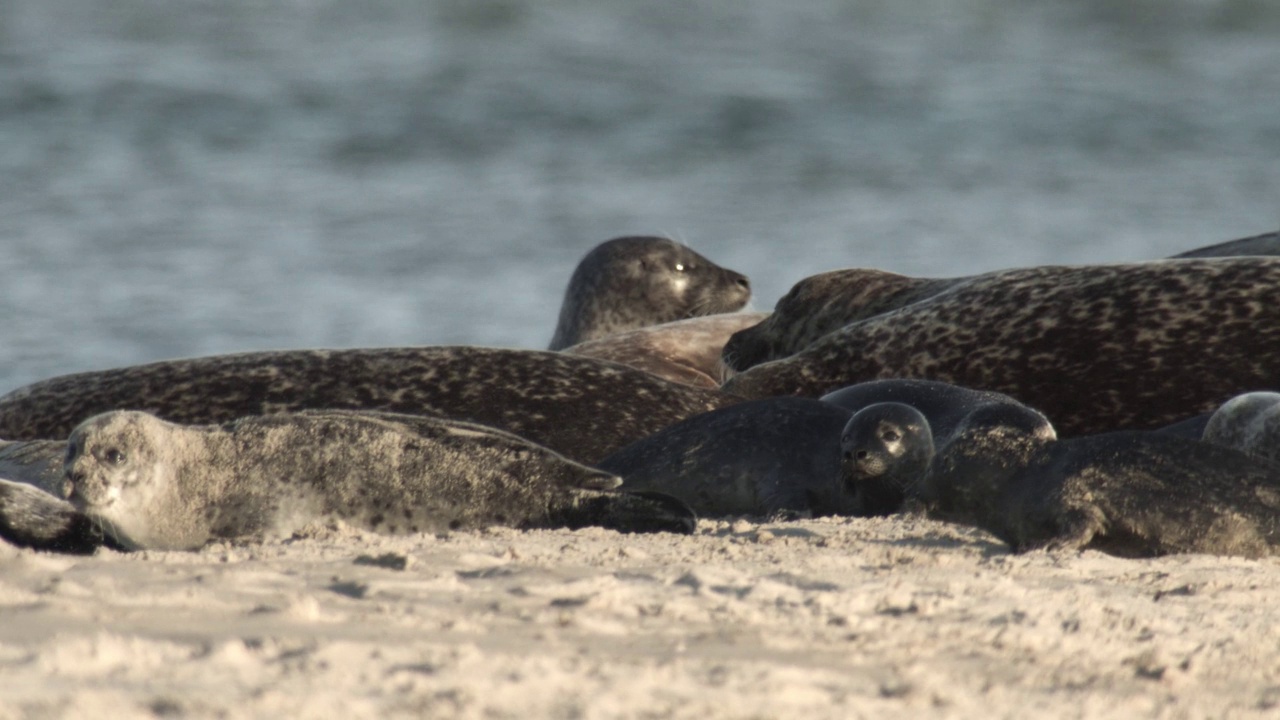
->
[834,383,1055,516]
[722,258,1280,436]
[563,312,768,388]
[63,410,696,551]
[548,236,752,350]
[918,420,1280,558]
[596,397,858,518]
[0,347,741,465]
[1168,229,1280,259]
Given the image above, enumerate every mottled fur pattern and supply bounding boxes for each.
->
[564,312,768,388]
[0,347,741,464]
[64,410,696,551]
[1203,391,1280,465]
[597,397,857,518]
[722,258,1280,436]
[548,236,751,350]
[922,428,1280,558]
[722,270,962,371]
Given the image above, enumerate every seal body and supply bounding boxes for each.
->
[62,410,697,551]
[0,478,121,554]
[722,258,1280,436]
[563,312,768,388]
[548,236,752,350]
[723,270,962,371]
[1203,391,1280,464]
[1169,230,1280,258]
[0,439,66,496]
[0,346,740,465]
[596,397,858,518]
[921,427,1280,558]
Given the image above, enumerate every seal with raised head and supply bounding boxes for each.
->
[835,386,1056,516]
[0,346,741,464]
[722,257,1280,435]
[548,236,752,350]
[722,269,963,371]
[61,410,696,551]
[563,312,769,388]
[1202,391,1280,464]
[596,397,857,518]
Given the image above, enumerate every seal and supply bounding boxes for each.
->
[722,269,963,371]
[62,409,697,551]
[1202,391,1280,464]
[1169,229,1280,258]
[596,397,857,518]
[548,236,752,350]
[0,346,741,465]
[833,383,1056,516]
[918,422,1280,558]
[0,439,65,496]
[0,478,123,554]
[722,257,1280,436]
[563,312,769,388]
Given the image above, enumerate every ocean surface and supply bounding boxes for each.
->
[2,0,1278,394]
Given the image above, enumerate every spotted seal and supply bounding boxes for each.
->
[833,383,1056,516]
[722,269,963,371]
[61,410,696,551]
[548,236,752,350]
[0,347,741,464]
[722,258,1280,435]
[1202,391,1280,464]
[595,397,857,518]
[563,312,769,388]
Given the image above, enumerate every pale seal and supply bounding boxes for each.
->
[62,410,697,551]
[563,312,769,388]
[722,257,1280,435]
[0,347,741,464]
[1202,391,1280,465]
[833,382,1055,516]
[595,397,857,518]
[722,269,963,371]
[548,236,752,350]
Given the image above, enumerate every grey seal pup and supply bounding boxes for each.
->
[548,236,752,350]
[62,410,696,551]
[596,397,857,518]
[1202,391,1280,464]
[563,312,769,388]
[722,258,1280,436]
[0,346,741,464]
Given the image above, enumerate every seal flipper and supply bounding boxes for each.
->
[0,478,124,554]
[549,490,697,534]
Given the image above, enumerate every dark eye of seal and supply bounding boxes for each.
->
[882,429,901,443]
[103,448,126,466]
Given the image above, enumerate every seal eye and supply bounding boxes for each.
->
[881,430,901,443]
[103,448,127,466]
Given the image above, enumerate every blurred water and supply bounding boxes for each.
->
[1,0,1277,392]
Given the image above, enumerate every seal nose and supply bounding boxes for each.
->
[734,274,751,294]
[856,450,869,461]
[63,470,86,500]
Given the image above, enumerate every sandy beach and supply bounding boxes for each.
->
[3,514,1278,719]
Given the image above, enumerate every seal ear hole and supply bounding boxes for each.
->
[104,448,127,466]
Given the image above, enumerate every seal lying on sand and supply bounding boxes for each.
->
[722,258,1280,435]
[548,236,752,350]
[825,379,1055,516]
[1202,391,1280,465]
[0,347,740,465]
[61,410,696,551]
[842,402,1280,558]
[563,312,768,388]
[596,397,857,518]
[722,270,962,371]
